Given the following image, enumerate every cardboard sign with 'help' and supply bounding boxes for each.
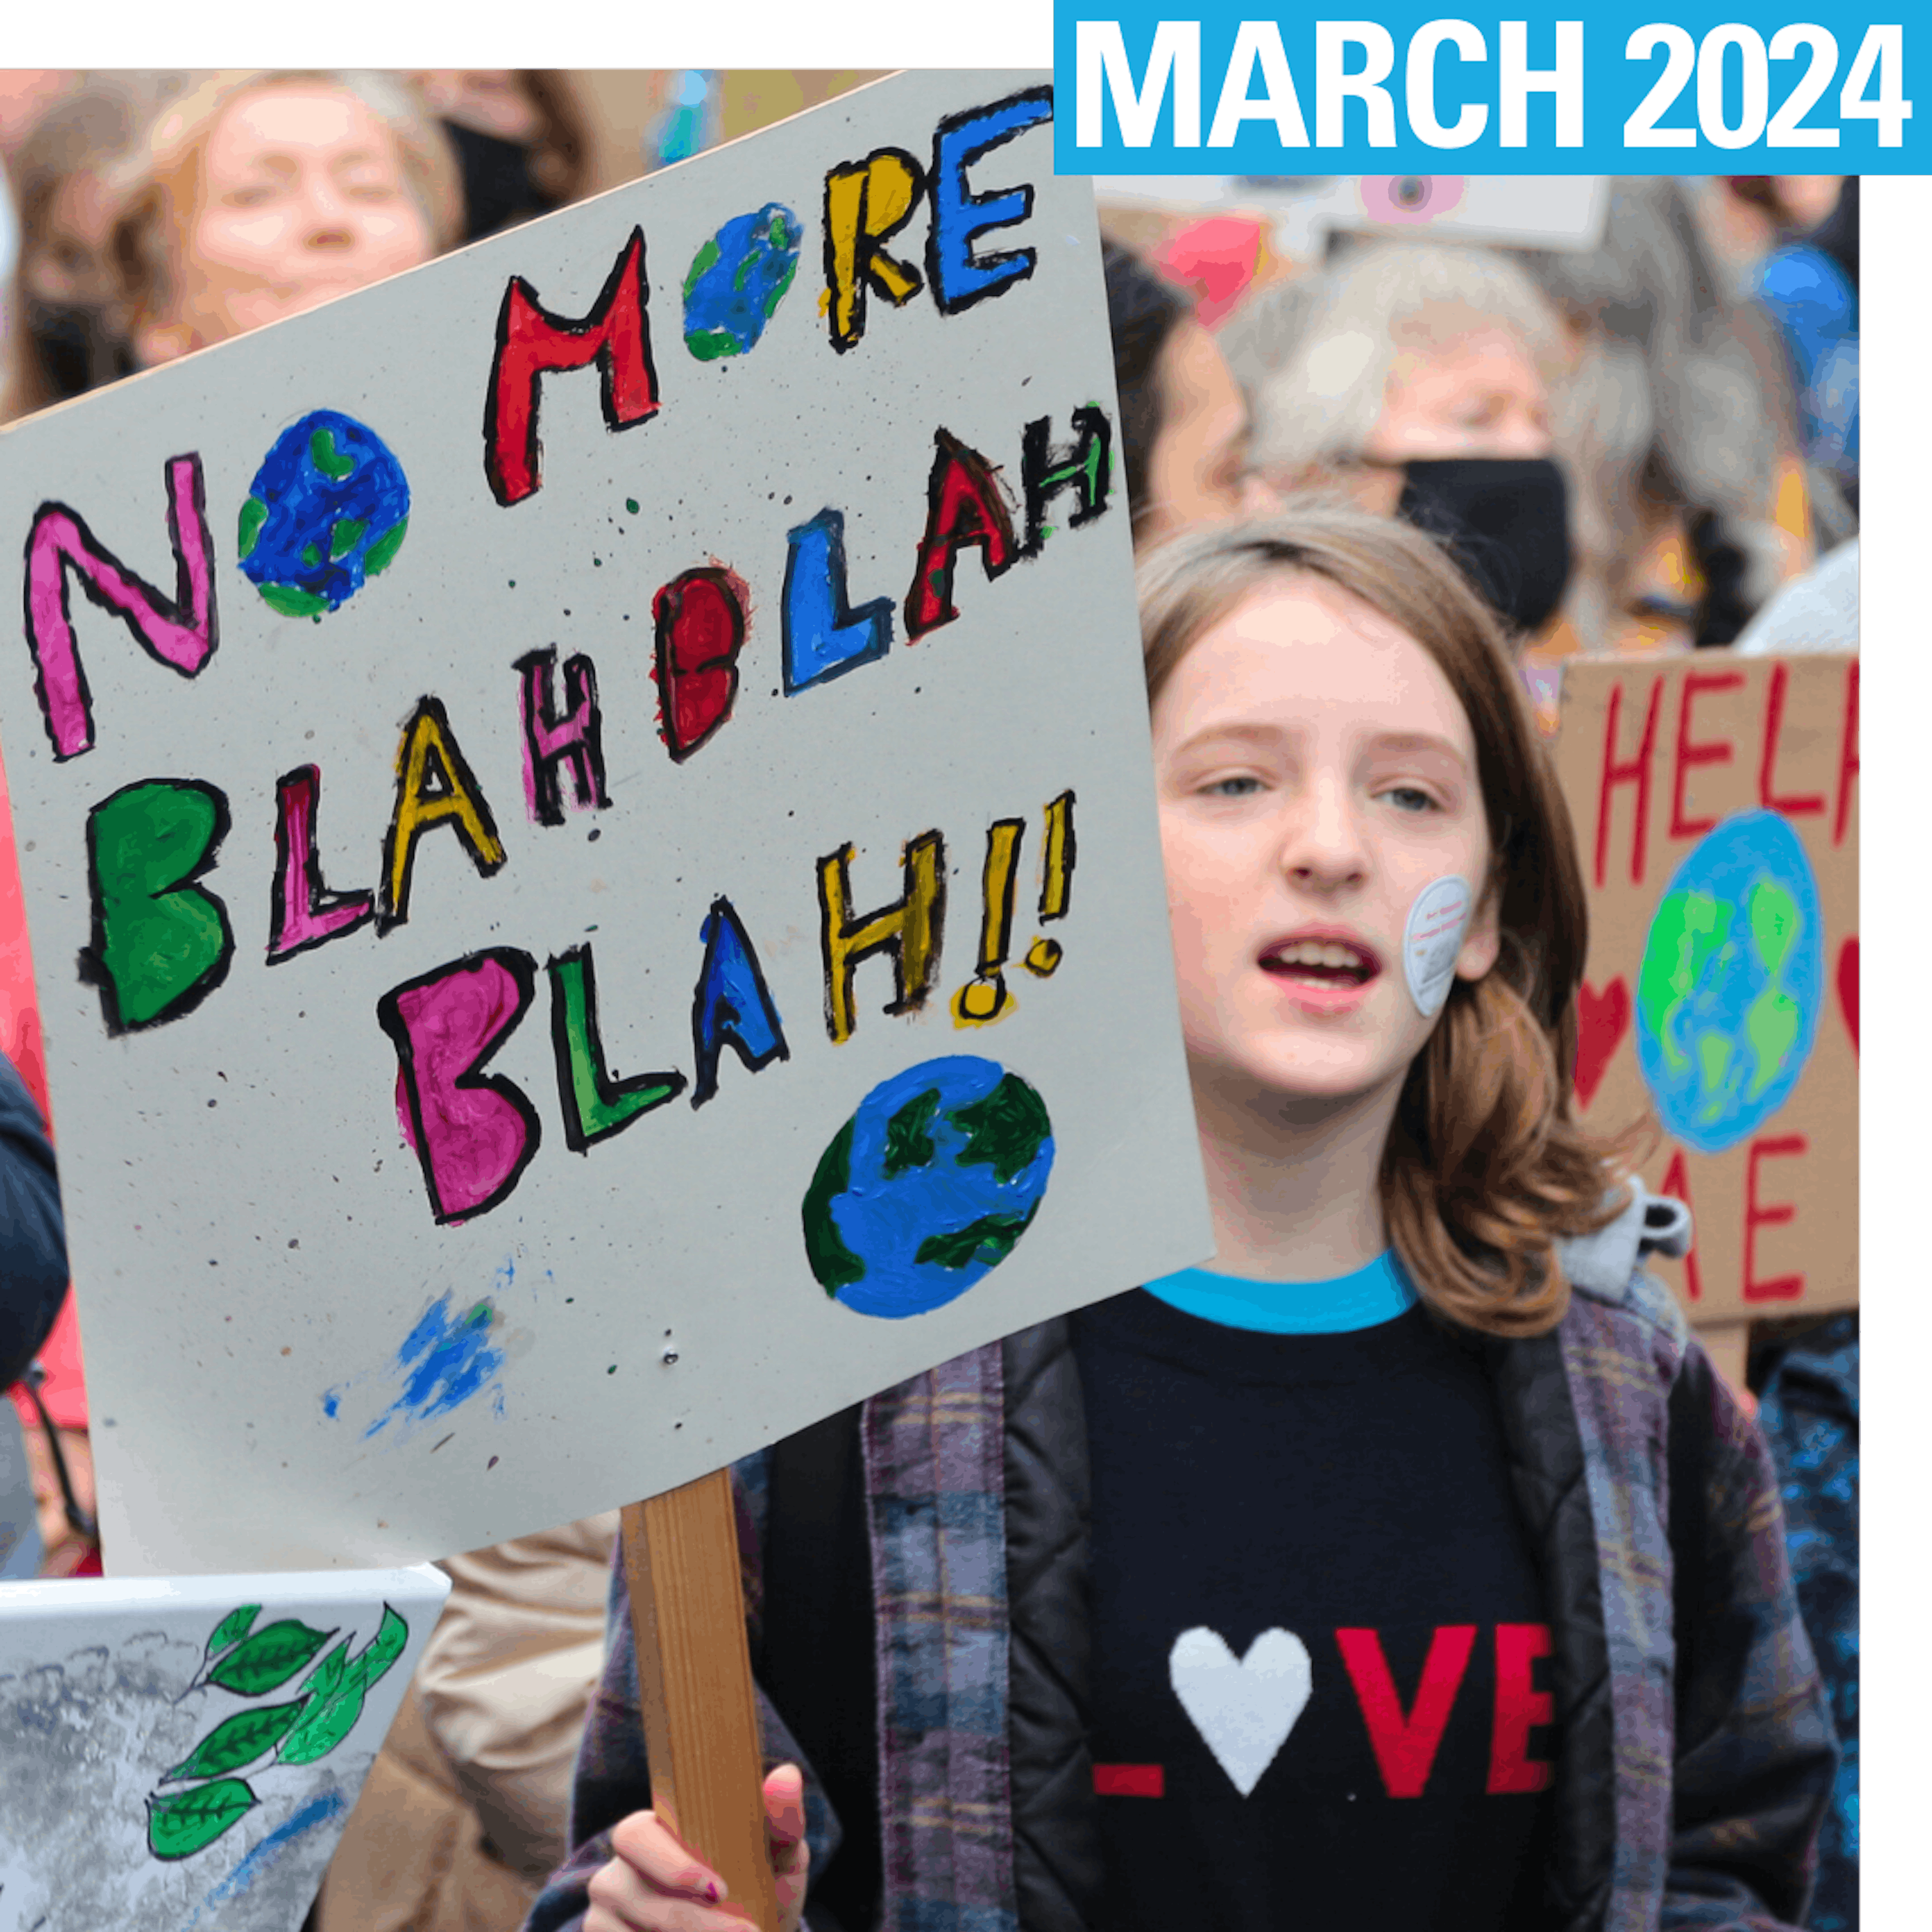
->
[1553,653,1858,1322]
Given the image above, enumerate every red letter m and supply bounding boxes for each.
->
[483,229,660,508]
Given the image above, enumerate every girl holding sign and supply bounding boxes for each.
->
[536,504,1833,1932]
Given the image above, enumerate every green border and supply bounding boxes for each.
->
[1855,174,1916,1924]
[4,0,1059,66]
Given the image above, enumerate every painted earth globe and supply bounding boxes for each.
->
[803,1056,1055,1318]
[682,203,802,361]
[1635,809,1824,1153]
[238,410,409,618]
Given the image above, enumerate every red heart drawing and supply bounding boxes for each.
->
[1574,978,1631,1110]
[1837,937,1858,1054]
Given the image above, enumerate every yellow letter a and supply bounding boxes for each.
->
[379,697,507,932]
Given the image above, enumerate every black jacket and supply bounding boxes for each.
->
[542,1193,1837,1932]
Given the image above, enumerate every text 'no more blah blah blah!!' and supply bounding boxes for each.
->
[16,85,1105,1267]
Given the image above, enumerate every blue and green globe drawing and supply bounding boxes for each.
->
[1635,810,1823,1154]
[803,1056,1055,1318]
[238,410,409,618]
[682,203,801,361]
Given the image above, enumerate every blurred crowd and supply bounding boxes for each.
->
[0,69,1858,1932]
[0,73,1860,680]
[1105,171,1858,695]
[0,67,890,422]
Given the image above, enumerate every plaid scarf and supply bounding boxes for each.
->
[863,1348,1015,1929]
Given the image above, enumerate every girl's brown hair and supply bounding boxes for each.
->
[1138,502,1647,1337]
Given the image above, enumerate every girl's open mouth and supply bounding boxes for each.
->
[1259,939,1381,988]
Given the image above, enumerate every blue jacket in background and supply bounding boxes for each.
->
[1753,246,1858,485]
[1756,1317,1858,1932]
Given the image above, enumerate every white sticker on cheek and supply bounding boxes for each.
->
[1403,875,1474,1017]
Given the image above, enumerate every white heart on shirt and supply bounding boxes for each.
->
[1168,1626,1313,1797]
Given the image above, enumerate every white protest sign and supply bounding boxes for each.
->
[0,70,1209,1576]
[0,1561,448,1928]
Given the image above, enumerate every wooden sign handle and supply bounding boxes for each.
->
[621,1471,780,1931]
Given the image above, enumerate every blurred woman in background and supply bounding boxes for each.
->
[114,68,461,366]
[1223,242,1576,653]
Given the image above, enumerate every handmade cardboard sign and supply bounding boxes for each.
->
[0,1561,449,1930]
[1553,653,1858,1322]
[0,69,1209,1576]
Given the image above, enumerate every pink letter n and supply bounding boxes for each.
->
[24,454,218,760]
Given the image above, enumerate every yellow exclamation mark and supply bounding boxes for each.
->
[952,818,1024,1026]
[1023,789,1075,977]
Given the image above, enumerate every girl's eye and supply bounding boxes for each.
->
[1380,784,1438,813]
[1201,775,1265,799]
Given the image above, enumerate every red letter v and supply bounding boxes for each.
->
[1334,1625,1477,1799]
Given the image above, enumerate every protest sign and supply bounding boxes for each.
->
[1553,653,1858,1323]
[0,68,1210,1578]
[0,1561,448,1930]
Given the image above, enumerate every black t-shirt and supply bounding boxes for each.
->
[1072,1272,1557,1930]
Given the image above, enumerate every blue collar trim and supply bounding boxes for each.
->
[1142,1250,1421,1333]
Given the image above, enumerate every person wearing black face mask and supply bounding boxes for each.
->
[1224,239,1578,651]
[1394,456,1572,639]
[442,118,552,238]
[1272,450,1574,641]
[412,71,591,244]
